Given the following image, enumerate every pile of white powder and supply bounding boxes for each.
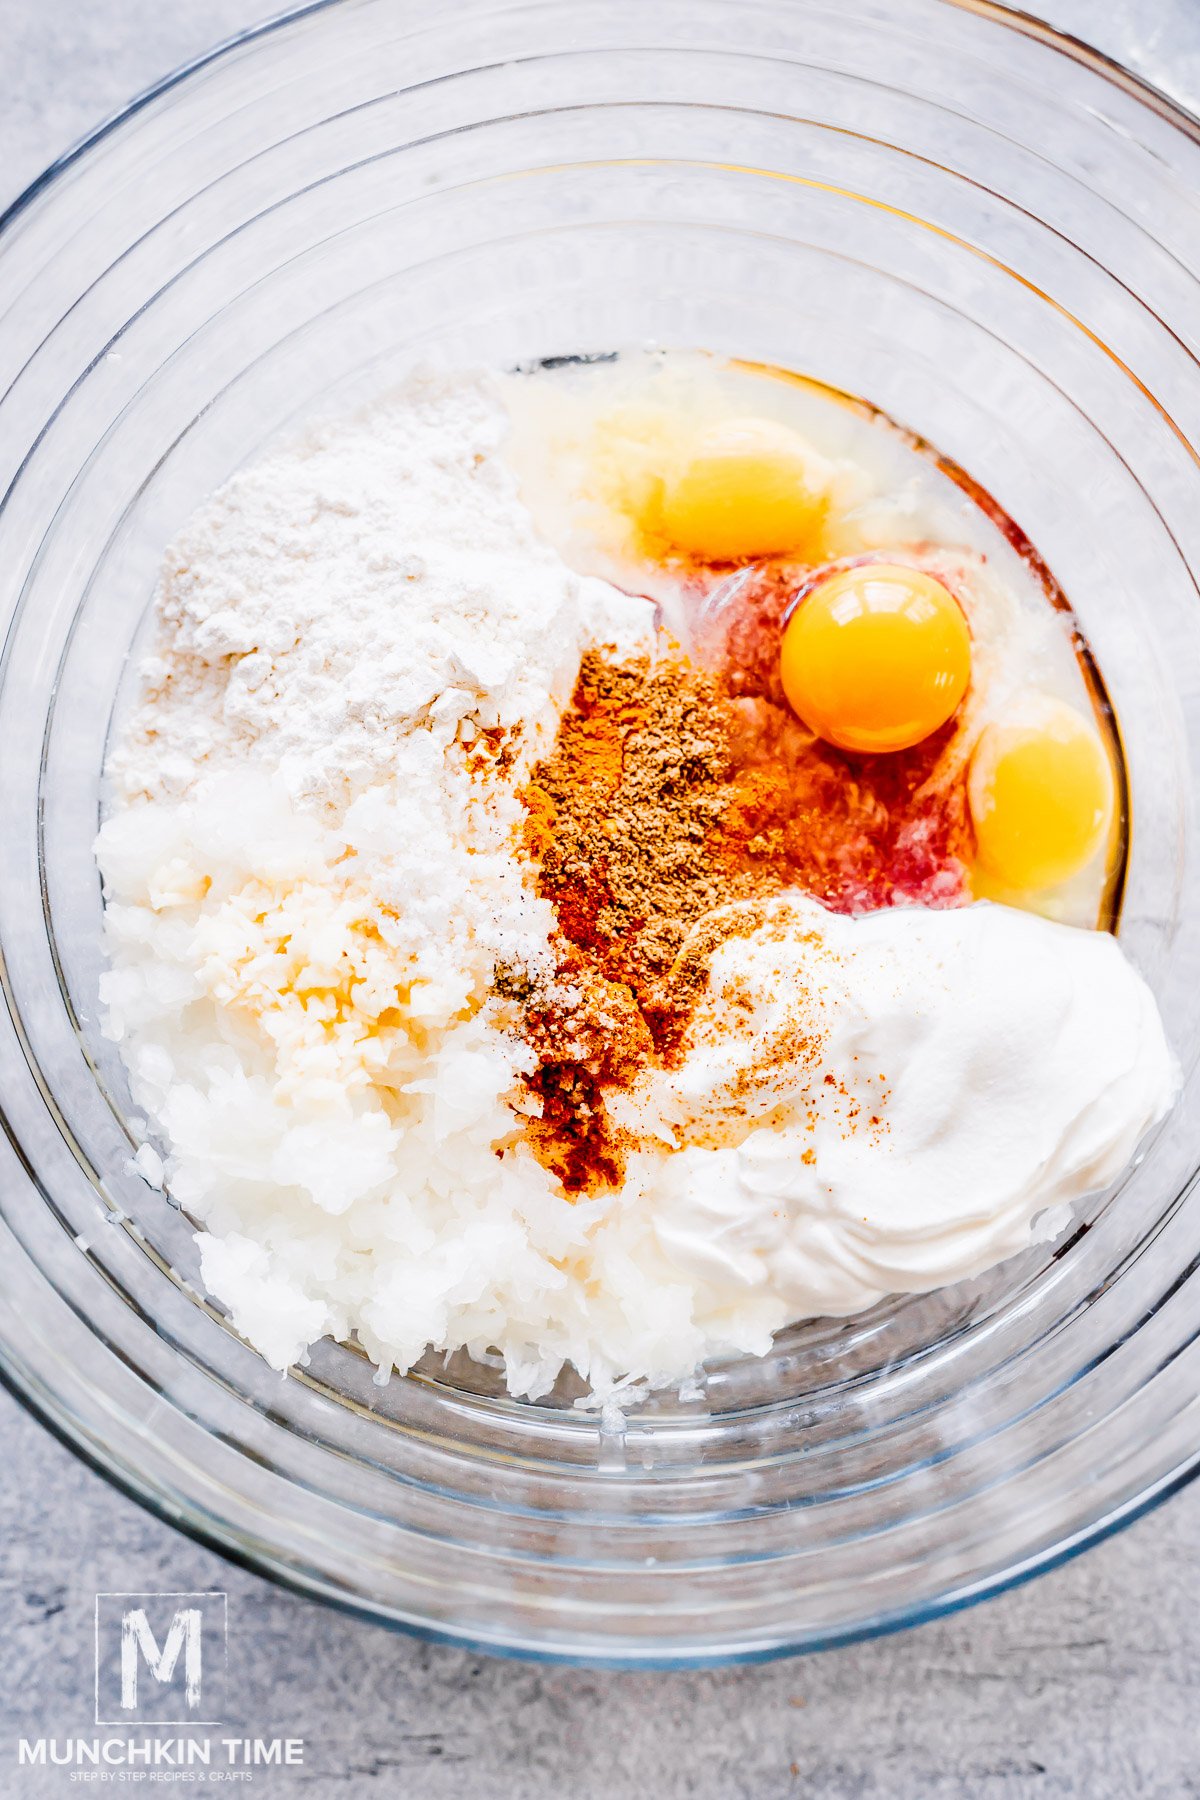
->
[99,369,703,1398]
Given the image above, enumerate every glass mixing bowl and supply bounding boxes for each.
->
[1,0,1199,1666]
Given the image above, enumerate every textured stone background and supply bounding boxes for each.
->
[3,2,1200,1794]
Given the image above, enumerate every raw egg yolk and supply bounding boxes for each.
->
[779,563,972,754]
[657,417,831,561]
[968,698,1114,891]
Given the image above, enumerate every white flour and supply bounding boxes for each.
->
[111,367,617,808]
[99,368,660,1393]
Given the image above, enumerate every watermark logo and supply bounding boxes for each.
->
[14,1595,303,1780]
[94,1593,228,1726]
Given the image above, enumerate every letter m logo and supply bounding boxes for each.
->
[95,1593,227,1725]
[121,1606,202,1710]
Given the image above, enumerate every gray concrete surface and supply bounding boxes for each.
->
[3,1,1200,1794]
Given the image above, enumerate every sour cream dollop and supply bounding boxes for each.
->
[620,895,1178,1323]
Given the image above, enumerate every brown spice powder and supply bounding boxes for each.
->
[524,652,774,1005]
[517,653,788,1193]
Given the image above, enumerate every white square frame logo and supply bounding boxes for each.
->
[94,1592,228,1726]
